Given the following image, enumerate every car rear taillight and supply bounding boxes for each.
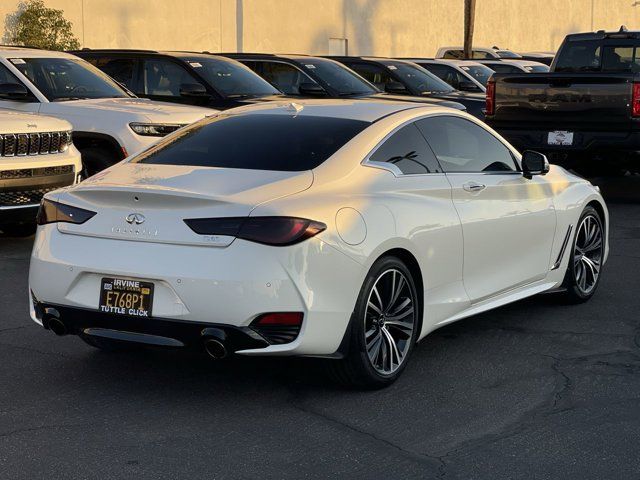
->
[632,82,640,117]
[485,78,495,116]
[183,216,326,246]
[251,312,303,344]
[36,198,96,226]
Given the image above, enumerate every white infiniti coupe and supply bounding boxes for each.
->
[28,100,608,388]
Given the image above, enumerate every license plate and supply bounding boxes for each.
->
[547,130,574,146]
[99,277,154,317]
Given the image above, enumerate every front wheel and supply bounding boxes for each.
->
[560,206,605,303]
[328,256,420,389]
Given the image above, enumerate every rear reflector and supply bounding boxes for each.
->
[632,83,640,117]
[250,312,303,344]
[254,312,303,326]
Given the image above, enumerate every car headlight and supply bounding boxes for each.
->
[129,123,185,137]
[36,198,96,226]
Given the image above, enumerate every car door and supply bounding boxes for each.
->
[0,61,41,113]
[417,115,557,302]
[366,122,467,328]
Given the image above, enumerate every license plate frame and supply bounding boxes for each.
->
[547,130,574,146]
[99,277,154,318]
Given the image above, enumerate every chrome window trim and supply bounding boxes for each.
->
[0,203,40,210]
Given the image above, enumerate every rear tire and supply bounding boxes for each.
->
[560,206,605,303]
[327,256,420,389]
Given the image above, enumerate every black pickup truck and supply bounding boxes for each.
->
[485,27,640,174]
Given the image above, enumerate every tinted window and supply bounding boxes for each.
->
[555,40,601,72]
[0,63,24,85]
[459,65,493,86]
[345,62,391,91]
[253,61,313,95]
[87,57,137,90]
[179,57,279,96]
[487,64,523,74]
[10,57,128,101]
[419,63,468,89]
[443,50,464,59]
[524,64,550,73]
[496,50,521,59]
[300,59,376,95]
[370,123,442,174]
[142,58,205,97]
[133,114,369,171]
[417,116,517,173]
[381,62,454,94]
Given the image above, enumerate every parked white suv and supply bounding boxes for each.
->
[0,110,81,236]
[0,47,212,174]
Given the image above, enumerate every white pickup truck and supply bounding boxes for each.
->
[0,110,82,236]
[0,47,212,175]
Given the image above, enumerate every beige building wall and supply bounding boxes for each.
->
[1,0,640,56]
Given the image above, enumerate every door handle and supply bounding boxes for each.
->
[463,181,486,192]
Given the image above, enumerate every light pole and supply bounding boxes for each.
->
[463,0,476,59]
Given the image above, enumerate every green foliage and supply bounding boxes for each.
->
[7,0,80,51]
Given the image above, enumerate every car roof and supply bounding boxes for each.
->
[70,49,237,62]
[481,59,546,67]
[225,98,442,122]
[403,58,487,67]
[0,47,78,59]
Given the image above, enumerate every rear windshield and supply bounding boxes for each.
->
[555,40,640,72]
[132,113,369,171]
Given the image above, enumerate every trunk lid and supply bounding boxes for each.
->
[55,163,313,246]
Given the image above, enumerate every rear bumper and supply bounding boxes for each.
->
[490,126,640,159]
[29,225,365,356]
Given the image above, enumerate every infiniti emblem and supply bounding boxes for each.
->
[125,213,146,225]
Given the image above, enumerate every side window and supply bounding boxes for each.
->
[0,63,23,84]
[142,58,204,97]
[422,64,465,89]
[89,57,137,91]
[255,61,311,95]
[417,116,517,173]
[369,123,442,175]
[346,63,392,90]
[443,50,464,59]
[472,51,493,59]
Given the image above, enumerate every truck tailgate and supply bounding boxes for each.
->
[489,73,634,130]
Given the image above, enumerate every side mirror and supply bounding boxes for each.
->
[298,82,326,96]
[0,83,29,100]
[385,81,408,94]
[522,150,550,179]
[458,80,482,92]
[179,83,209,97]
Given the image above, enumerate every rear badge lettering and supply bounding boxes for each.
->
[111,226,159,237]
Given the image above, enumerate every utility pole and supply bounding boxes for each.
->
[463,0,476,59]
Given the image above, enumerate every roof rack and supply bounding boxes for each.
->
[0,44,44,50]
[70,48,159,53]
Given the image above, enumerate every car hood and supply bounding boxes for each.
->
[41,97,213,123]
[0,110,71,133]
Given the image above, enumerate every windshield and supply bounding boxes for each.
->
[301,59,377,96]
[385,62,454,94]
[9,57,129,101]
[524,64,550,72]
[496,50,521,58]
[133,114,370,171]
[556,40,640,72]
[181,57,280,97]
[459,65,493,86]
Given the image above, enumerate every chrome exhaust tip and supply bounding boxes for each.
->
[204,338,227,360]
[48,318,67,336]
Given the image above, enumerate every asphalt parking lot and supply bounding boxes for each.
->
[1,176,639,480]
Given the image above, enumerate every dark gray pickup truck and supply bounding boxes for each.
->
[485,27,640,174]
